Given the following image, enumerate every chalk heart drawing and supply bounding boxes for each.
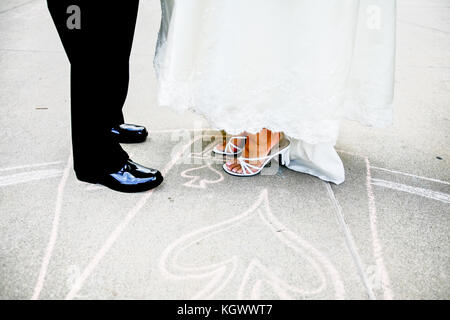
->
[181,164,224,189]
[159,189,345,300]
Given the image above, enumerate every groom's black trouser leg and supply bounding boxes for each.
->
[47,0,140,178]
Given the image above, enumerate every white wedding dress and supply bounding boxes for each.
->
[155,0,396,184]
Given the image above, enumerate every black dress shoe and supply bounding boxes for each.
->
[77,160,163,193]
[111,123,148,143]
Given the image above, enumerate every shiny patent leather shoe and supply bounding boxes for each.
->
[111,123,148,143]
[77,160,163,193]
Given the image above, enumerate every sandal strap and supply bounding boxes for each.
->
[238,158,255,175]
[239,154,274,162]
[236,143,290,175]
[238,157,263,175]
[224,136,247,154]
[239,143,290,162]
[228,140,291,176]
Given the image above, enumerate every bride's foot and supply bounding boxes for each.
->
[225,129,282,175]
[213,132,247,155]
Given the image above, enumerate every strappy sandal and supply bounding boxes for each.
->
[223,138,290,177]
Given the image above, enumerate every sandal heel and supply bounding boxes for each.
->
[278,147,289,166]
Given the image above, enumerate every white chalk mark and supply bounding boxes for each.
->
[0,169,63,187]
[66,265,89,299]
[370,166,450,186]
[181,164,224,189]
[160,189,345,300]
[160,217,242,299]
[65,192,154,299]
[325,182,376,300]
[0,161,63,172]
[371,179,450,204]
[257,190,345,300]
[65,136,203,300]
[31,155,72,300]
[250,279,264,300]
[239,259,315,300]
[365,158,394,300]
[366,265,383,292]
[338,150,450,186]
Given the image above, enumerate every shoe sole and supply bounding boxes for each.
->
[116,135,148,144]
[104,176,164,193]
[77,175,164,193]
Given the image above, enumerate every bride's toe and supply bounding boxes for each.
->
[226,161,236,169]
